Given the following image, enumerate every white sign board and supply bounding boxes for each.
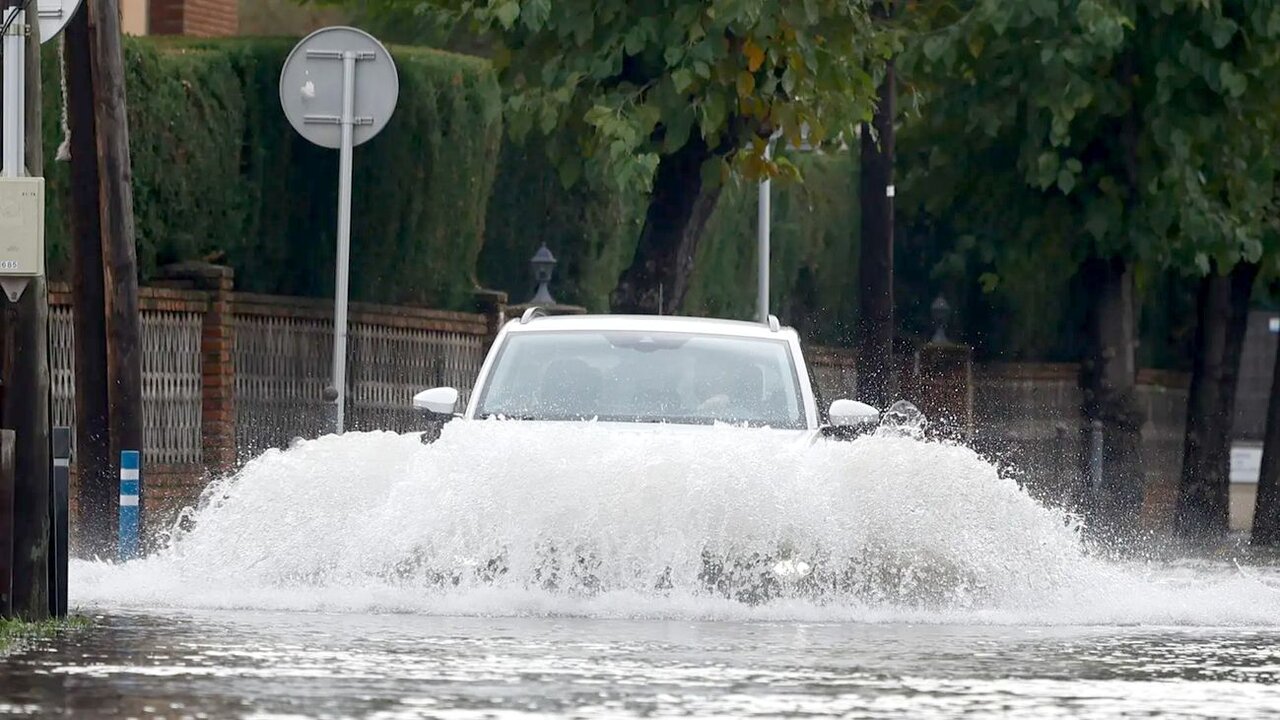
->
[0,177,45,301]
[279,26,399,150]
[1230,443,1263,485]
[37,0,82,45]
[0,178,44,276]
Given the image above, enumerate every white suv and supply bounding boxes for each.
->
[413,309,879,438]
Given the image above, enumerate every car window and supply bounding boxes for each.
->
[475,330,806,429]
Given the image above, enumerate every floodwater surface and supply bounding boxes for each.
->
[3,424,1279,718]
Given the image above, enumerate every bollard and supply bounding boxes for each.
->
[48,427,70,618]
[118,451,141,561]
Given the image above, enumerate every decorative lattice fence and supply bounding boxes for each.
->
[232,296,489,458]
[48,303,204,465]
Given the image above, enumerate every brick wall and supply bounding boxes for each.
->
[149,0,238,37]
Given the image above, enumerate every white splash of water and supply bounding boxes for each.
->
[71,421,1280,625]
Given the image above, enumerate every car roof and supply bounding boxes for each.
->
[505,312,797,341]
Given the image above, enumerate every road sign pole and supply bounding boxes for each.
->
[280,29,398,437]
[331,50,357,435]
[2,4,25,178]
[756,146,771,325]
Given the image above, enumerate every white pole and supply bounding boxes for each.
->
[2,5,26,178]
[756,142,772,324]
[332,50,356,434]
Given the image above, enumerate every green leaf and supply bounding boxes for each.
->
[1057,168,1076,195]
[672,69,695,93]
[923,36,948,63]
[1220,62,1248,97]
[494,1,519,29]
[700,92,727,136]
[663,107,695,153]
[1211,17,1238,49]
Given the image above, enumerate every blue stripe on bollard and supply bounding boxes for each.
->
[119,451,141,561]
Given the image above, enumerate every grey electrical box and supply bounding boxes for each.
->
[0,177,45,278]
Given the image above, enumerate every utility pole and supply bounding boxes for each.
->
[64,0,142,556]
[64,1,111,557]
[857,0,897,410]
[0,0,51,620]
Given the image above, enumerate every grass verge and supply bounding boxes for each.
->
[0,615,91,654]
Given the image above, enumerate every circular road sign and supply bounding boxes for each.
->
[36,0,83,44]
[279,26,400,150]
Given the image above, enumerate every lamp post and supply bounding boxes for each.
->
[529,243,557,305]
[930,295,951,344]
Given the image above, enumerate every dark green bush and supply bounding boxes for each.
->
[41,37,501,309]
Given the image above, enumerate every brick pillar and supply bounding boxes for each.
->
[156,263,236,474]
[473,288,509,353]
[917,342,974,440]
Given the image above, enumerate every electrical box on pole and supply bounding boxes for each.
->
[280,26,399,435]
[0,177,44,301]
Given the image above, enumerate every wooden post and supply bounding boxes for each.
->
[1,430,13,618]
[0,0,52,621]
[92,0,145,535]
[65,1,114,557]
[65,0,143,556]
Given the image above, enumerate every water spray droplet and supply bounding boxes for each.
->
[879,400,927,438]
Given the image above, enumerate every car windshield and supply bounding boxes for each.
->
[475,330,807,429]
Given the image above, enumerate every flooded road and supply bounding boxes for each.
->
[5,427,1280,717]
[3,609,1280,718]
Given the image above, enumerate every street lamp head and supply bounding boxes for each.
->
[529,243,558,305]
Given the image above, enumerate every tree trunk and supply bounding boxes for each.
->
[1175,261,1258,542]
[611,135,722,315]
[65,1,114,558]
[1079,256,1145,541]
[857,56,896,410]
[1251,313,1280,547]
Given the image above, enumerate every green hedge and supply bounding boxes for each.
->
[479,136,644,311]
[40,37,501,309]
[683,150,861,345]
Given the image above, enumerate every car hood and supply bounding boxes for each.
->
[462,418,820,444]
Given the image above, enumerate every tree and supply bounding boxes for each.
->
[336,0,892,313]
[858,0,897,410]
[899,0,1280,539]
[1252,309,1280,546]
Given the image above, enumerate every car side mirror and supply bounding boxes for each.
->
[829,399,879,427]
[413,387,459,416]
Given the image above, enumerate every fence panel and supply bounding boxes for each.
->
[48,306,203,465]
[234,312,487,457]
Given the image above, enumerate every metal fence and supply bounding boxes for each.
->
[233,313,486,457]
[48,306,204,465]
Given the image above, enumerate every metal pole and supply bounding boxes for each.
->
[331,50,357,435]
[2,4,25,178]
[756,143,772,325]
